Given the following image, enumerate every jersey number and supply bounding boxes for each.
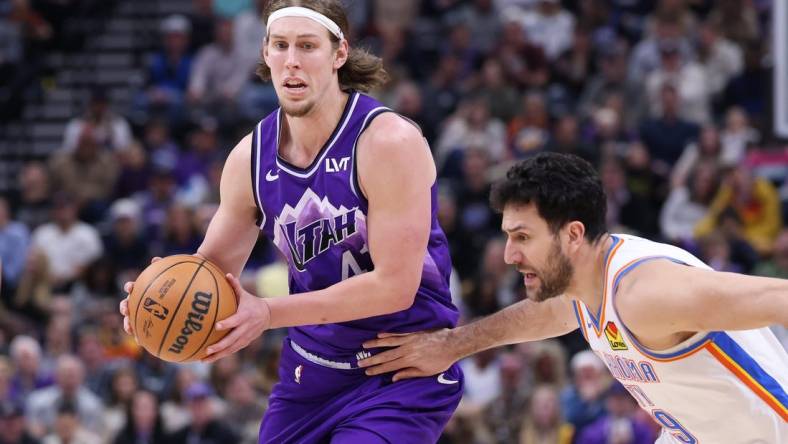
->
[652,409,697,443]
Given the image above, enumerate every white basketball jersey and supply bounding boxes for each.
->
[574,234,788,444]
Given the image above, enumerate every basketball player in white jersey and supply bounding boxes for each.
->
[359,153,788,443]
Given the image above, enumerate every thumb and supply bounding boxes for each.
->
[378,332,410,339]
[225,273,244,302]
[392,368,424,382]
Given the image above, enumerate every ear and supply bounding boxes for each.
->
[333,39,349,70]
[564,221,586,252]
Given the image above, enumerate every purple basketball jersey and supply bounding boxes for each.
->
[251,92,458,357]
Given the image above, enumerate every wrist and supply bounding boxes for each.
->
[444,327,469,362]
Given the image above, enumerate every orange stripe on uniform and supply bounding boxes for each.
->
[591,239,624,337]
[706,343,788,422]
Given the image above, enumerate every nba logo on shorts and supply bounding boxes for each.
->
[605,322,628,351]
[295,365,303,384]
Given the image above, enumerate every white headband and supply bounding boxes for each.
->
[267,6,345,41]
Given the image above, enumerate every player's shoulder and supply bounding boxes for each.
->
[360,112,423,149]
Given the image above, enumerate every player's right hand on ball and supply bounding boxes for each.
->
[119,257,162,335]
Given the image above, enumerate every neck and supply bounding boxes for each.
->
[565,234,613,314]
[280,87,349,167]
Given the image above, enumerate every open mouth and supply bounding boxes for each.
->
[283,79,307,91]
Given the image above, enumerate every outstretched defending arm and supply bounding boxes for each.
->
[616,260,788,349]
[359,295,578,381]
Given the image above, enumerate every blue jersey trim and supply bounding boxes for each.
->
[712,332,788,412]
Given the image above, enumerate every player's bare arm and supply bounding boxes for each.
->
[196,133,261,276]
[359,295,578,380]
[119,135,261,337]
[616,259,788,351]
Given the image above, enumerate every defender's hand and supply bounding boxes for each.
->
[358,328,458,382]
[119,257,162,335]
[202,273,271,363]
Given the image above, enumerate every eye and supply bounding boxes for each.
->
[273,41,287,50]
[301,42,315,50]
[516,234,529,242]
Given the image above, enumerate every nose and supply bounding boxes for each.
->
[285,46,300,70]
[503,238,522,266]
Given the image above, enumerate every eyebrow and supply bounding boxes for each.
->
[502,224,529,234]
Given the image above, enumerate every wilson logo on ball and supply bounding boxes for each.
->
[168,291,213,354]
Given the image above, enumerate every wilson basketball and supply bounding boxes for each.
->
[127,255,237,363]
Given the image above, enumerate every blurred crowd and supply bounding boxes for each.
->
[1,0,787,443]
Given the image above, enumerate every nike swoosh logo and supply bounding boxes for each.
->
[265,169,279,181]
[437,373,458,385]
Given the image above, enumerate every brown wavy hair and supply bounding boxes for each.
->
[257,0,389,93]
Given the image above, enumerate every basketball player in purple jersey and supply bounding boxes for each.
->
[119,0,462,442]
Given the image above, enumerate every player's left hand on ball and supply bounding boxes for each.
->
[358,329,456,382]
[202,273,271,363]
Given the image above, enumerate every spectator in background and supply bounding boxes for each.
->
[114,142,150,199]
[101,367,139,442]
[75,329,112,401]
[507,91,549,152]
[0,400,39,444]
[436,98,506,172]
[695,19,742,100]
[62,87,132,153]
[561,351,610,436]
[496,18,550,91]
[578,42,639,128]
[26,355,104,438]
[645,41,710,124]
[41,400,101,444]
[475,58,520,123]
[390,81,438,144]
[639,83,699,173]
[30,194,103,292]
[223,372,266,444]
[707,0,759,46]
[8,336,52,405]
[142,119,181,173]
[135,168,177,241]
[671,125,723,189]
[627,16,692,86]
[167,382,238,444]
[601,157,658,236]
[719,106,759,165]
[0,198,29,300]
[577,383,656,444]
[102,199,149,286]
[754,229,788,280]
[519,384,573,444]
[13,163,52,231]
[187,19,254,124]
[156,204,201,257]
[695,165,782,255]
[481,352,529,443]
[233,0,266,67]
[188,0,216,52]
[460,349,501,409]
[112,389,167,444]
[161,367,200,434]
[545,115,598,166]
[49,126,119,221]
[660,161,720,245]
[141,15,193,122]
[722,41,768,124]
[516,0,575,61]
[551,24,594,99]
[444,0,501,55]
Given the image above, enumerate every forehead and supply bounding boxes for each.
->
[501,203,547,231]
[267,16,331,40]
